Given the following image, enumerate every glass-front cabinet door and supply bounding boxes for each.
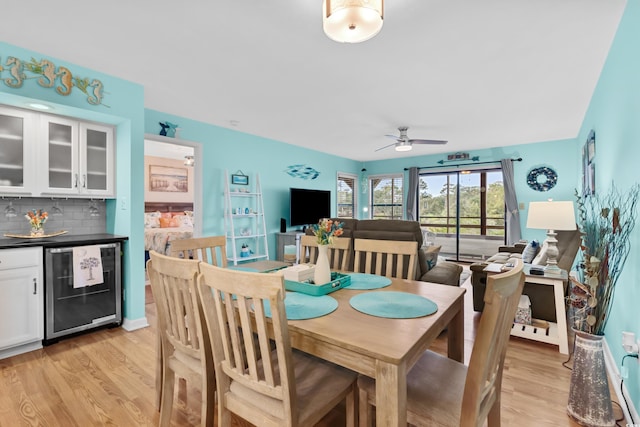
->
[0,106,36,195]
[80,122,114,196]
[43,115,79,194]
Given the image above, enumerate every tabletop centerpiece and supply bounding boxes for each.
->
[311,218,344,285]
[26,209,48,237]
[567,184,639,427]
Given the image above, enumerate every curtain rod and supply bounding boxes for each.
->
[404,157,522,171]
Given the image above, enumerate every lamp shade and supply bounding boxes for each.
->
[323,0,384,43]
[526,200,576,231]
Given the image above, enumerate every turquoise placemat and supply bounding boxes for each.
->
[349,291,438,319]
[228,266,259,272]
[262,292,338,320]
[346,273,392,290]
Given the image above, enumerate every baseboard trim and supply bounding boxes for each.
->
[121,317,149,331]
[603,337,639,424]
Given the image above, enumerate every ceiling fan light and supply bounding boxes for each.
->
[395,143,412,152]
[323,0,384,43]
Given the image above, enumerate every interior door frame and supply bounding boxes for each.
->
[143,134,203,237]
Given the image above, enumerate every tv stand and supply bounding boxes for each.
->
[276,231,304,264]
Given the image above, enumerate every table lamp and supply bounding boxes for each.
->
[526,200,576,273]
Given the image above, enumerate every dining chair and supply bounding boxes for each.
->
[299,235,351,271]
[353,238,418,280]
[147,251,215,427]
[357,259,525,427]
[197,262,358,427]
[170,235,228,267]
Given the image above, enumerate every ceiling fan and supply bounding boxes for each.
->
[376,126,448,152]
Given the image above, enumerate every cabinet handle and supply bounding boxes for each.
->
[74,174,79,188]
[82,174,87,188]
[33,278,37,295]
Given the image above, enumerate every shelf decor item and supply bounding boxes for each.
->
[25,209,48,237]
[311,218,344,285]
[566,184,640,427]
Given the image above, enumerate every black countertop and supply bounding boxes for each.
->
[0,233,128,249]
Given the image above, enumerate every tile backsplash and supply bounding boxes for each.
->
[0,197,106,236]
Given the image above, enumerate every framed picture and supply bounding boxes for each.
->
[231,173,249,185]
[582,130,596,196]
[149,165,188,192]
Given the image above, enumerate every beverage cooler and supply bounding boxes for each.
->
[44,242,122,343]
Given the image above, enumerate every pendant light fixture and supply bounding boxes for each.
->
[323,0,384,43]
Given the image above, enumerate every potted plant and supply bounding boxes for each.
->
[567,184,640,427]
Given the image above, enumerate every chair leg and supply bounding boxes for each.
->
[345,383,358,427]
[201,367,216,427]
[158,363,175,427]
[358,386,372,427]
[487,399,501,427]
[155,334,163,411]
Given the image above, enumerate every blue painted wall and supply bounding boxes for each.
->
[362,139,580,244]
[144,109,360,258]
[0,42,147,323]
[577,0,640,410]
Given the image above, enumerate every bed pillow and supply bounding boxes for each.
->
[144,212,161,228]
[160,212,173,219]
[521,240,540,263]
[174,214,193,228]
[159,217,179,228]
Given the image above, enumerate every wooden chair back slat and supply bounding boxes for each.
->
[299,235,351,271]
[353,238,418,280]
[170,235,227,267]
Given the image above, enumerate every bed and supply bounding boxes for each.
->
[144,202,194,258]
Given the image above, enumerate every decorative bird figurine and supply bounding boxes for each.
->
[159,121,179,137]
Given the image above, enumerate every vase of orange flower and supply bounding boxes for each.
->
[311,218,344,284]
[26,209,48,237]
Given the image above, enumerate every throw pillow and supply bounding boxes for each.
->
[532,241,548,265]
[521,240,540,263]
[423,245,441,272]
[144,212,160,228]
[159,217,179,228]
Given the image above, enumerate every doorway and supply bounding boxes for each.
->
[418,168,505,262]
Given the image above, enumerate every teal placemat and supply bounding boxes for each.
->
[349,291,438,319]
[262,292,338,320]
[346,273,392,290]
[228,266,259,272]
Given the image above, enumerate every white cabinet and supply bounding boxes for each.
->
[40,115,115,197]
[0,106,37,195]
[0,247,44,359]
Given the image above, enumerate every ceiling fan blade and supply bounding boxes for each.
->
[375,142,398,152]
[409,139,448,145]
[384,134,400,140]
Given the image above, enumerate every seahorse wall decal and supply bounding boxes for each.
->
[87,79,103,105]
[4,57,26,88]
[23,58,57,88]
[0,54,108,107]
[55,66,73,96]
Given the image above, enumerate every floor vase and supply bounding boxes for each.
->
[314,244,331,285]
[567,330,614,427]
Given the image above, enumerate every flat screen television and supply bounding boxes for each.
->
[289,188,331,227]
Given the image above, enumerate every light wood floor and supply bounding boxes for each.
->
[0,271,623,426]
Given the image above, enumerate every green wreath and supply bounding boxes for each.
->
[527,166,557,192]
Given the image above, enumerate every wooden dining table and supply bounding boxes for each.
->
[284,276,466,426]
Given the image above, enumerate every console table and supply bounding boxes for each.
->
[485,264,569,354]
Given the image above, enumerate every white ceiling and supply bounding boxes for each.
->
[2,0,626,162]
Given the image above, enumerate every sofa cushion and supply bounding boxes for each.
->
[532,241,548,265]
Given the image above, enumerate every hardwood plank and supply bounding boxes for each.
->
[0,279,625,426]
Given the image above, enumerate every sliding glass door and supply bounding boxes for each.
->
[418,168,505,262]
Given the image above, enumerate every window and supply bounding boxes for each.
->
[370,174,403,220]
[337,173,357,218]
